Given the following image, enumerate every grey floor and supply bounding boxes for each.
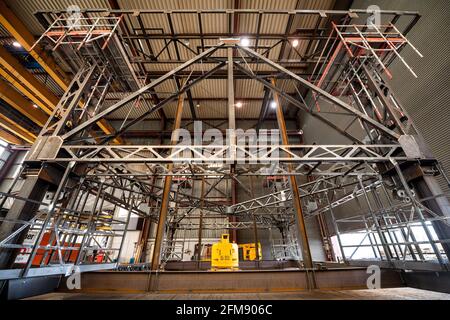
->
[27,287,450,300]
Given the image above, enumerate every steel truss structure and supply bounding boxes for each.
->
[1,8,449,286]
[38,144,410,163]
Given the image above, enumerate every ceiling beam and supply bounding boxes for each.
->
[0,46,57,115]
[0,67,51,115]
[0,128,23,145]
[0,1,70,89]
[121,130,304,138]
[0,79,48,126]
[0,113,35,144]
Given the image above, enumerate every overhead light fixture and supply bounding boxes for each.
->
[196,101,201,108]
[236,102,243,108]
[271,101,278,109]
[32,104,38,109]
[241,37,250,47]
[12,41,21,48]
[292,39,299,48]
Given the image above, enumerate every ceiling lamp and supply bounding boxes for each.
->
[241,37,250,47]
[292,39,299,48]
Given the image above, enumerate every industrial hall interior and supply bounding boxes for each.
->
[0,0,449,301]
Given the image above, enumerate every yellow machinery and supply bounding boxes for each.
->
[211,234,239,270]
[239,243,262,261]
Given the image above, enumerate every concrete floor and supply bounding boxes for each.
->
[27,288,450,300]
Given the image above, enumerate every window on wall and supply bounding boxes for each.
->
[0,139,11,173]
[331,222,445,262]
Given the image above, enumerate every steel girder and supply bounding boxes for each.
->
[230,177,380,216]
[39,144,410,163]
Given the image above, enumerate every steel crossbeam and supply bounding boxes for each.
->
[39,144,410,163]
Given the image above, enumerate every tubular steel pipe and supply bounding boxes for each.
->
[271,78,314,275]
[391,160,447,269]
[151,94,185,271]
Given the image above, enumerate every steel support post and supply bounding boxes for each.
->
[228,47,236,139]
[253,218,260,260]
[0,173,52,269]
[412,174,450,261]
[380,183,421,260]
[228,46,238,242]
[197,177,205,269]
[139,174,158,263]
[362,65,407,134]
[151,94,185,271]
[41,193,74,265]
[325,193,347,263]
[48,180,84,264]
[249,176,260,265]
[0,163,25,209]
[271,78,314,272]
[64,187,91,262]
[117,194,134,264]
[21,162,74,277]
[74,181,104,265]
[361,215,381,259]
[357,176,393,263]
[0,148,18,182]
[372,189,402,259]
[51,64,97,137]
[137,219,152,263]
[391,160,447,269]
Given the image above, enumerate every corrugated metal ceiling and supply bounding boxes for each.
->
[3,0,337,120]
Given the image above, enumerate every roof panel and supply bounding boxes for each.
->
[196,100,227,119]
[4,0,339,121]
[5,0,111,35]
[235,79,264,98]
[117,0,232,11]
[239,0,298,10]
[191,79,227,98]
